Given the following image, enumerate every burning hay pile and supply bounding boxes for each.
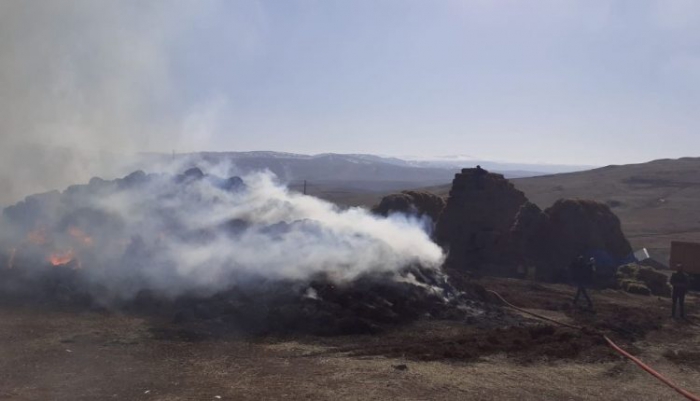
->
[0,168,477,335]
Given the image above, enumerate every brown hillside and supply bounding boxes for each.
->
[513,158,700,262]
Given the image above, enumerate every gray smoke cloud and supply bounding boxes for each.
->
[1,165,444,303]
[0,2,447,306]
[0,1,225,206]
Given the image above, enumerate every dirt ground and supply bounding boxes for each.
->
[1,277,699,400]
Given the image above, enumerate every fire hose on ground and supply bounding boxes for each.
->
[486,289,700,401]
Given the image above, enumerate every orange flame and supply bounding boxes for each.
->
[27,228,48,245]
[68,227,93,246]
[49,249,75,266]
[7,248,16,269]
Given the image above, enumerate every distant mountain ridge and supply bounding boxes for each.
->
[140,151,586,187]
[0,145,589,208]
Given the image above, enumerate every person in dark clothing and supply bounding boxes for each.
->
[670,264,690,318]
[571,255,594,309]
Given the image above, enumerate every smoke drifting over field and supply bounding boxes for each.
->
[1,166,444,304]
[0,1,227,206]
[0,1,448,315]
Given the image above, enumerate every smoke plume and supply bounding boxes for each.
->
[0,2,447,309]
[0,1,226,206]
[1,166,444,304]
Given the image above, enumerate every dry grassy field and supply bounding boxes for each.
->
[1,277,698,400]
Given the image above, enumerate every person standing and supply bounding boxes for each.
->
[571,255,594,309]
[670,264,690,318]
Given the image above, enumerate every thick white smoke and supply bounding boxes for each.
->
[0,1,232,206]
[1,167,444,302]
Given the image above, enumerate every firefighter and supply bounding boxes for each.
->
[670,263,690,318]
[571,255,594,309]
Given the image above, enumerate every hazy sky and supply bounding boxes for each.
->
[2,0,700,166]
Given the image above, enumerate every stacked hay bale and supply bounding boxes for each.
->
[538,199,633,281]
[375,167,634,284]
[616,263,671,297]
[434,168,528,276]
[372,191,446,223]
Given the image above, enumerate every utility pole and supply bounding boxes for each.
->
[303,180,307,195]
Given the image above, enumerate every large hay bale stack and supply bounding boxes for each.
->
[432,168,632,282]
[538,199,632,280]
[435,168,528,275]
[373,191,446,222]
